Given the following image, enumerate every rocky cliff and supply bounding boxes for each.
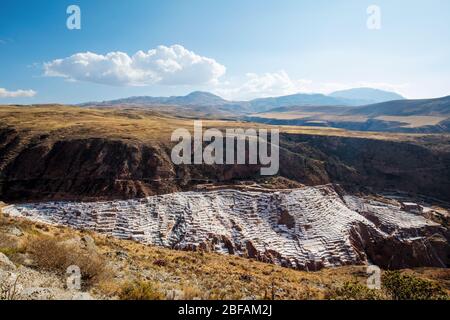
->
[1,126,450,202]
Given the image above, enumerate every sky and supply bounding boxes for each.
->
[0,0,449,104]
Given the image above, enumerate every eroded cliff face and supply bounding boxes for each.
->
[279,134,450,201]
[3,186,449,270]
[0,128,264,201]
[1,128,450,202]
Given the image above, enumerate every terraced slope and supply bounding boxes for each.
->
[4,185,448,270]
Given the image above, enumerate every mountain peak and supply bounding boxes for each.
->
[185,91,221,97]
[329,87,405,104]
[177,91,228,105]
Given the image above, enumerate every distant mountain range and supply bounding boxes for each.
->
[80,89,450,132]
[99,91,228,107]
[81,87,405,113]
[349,95,450,117]
[329,88,405,105]
[245,95,450,133]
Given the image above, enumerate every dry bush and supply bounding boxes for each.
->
[325,281,386,300]
[326,272,449,300]
[0,230,25,259]
[153,259,167,267]
[0,274,20,300]
[181,285,203,300]
[383,271,449,300]
[28,237,106,288]
[119,280,164,300]
[0,211,9,227]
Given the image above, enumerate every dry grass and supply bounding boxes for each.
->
[119,280,165,300]
[0,275,20,300]
[375,115,447,128]
[252,112,369,123]
[27,236,107,288]
[1,209,449,300]
[327,271,449,300]
[253,112,448,128]
[0,105,428,144]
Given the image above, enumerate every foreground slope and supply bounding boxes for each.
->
[1,208,448,300]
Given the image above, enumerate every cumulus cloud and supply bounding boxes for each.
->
[0,88,36,98]
[215,70,312,100]
[213,71,408,100]
[44,45,226,86]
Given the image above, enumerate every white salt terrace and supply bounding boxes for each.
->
[2,185,442,270]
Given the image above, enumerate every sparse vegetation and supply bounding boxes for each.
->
[28,236,106,288]
[327,272,449,300]
[0,105,422,144]
[326,281,386,300]
[0,210,449,300]
[119,280,164,300]
[0,274,20,300]
[383,271,448,300]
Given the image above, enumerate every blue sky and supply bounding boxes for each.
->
[0,0,449,104]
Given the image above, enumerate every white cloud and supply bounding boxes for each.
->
[0,88,36,98]
[214,70,312,100]
[213,71,408,100]
[44,45,226,86]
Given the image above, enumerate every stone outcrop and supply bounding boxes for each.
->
[0,253,16,271]
[4,185,448,270]
[0,267,93,300]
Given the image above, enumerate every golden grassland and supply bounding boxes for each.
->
[375,115,448,128]
[251,111,368,123]
[251,111,448,129]
[1,207,449,300]
[0,105,432,144]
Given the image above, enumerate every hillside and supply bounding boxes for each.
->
[1,105,450,202]
[4,185,449,270]
[244,93,354,112]
[349,95,450,117]
[1,210,448,300]
[1,105,449,301]
[83,90,393,113]
[90,91,228,107]
[247,95,450,133]
[329,88,405,105]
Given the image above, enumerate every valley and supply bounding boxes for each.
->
[1,0,449,303]
[1,106,450,202]
[3,185,449,271]
[0,104,449,295]
[246,95,450,133]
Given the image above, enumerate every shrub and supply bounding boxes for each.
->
[119,281,164,300]
[327,271,449,300]
[153,259,167,267]
[0,274,20,300]
[326,281,385,300]
[0,247,25,256]
[28,237,106,288]
[182,285,203,300]
[383,271,448,300]
[0,213,8,227]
